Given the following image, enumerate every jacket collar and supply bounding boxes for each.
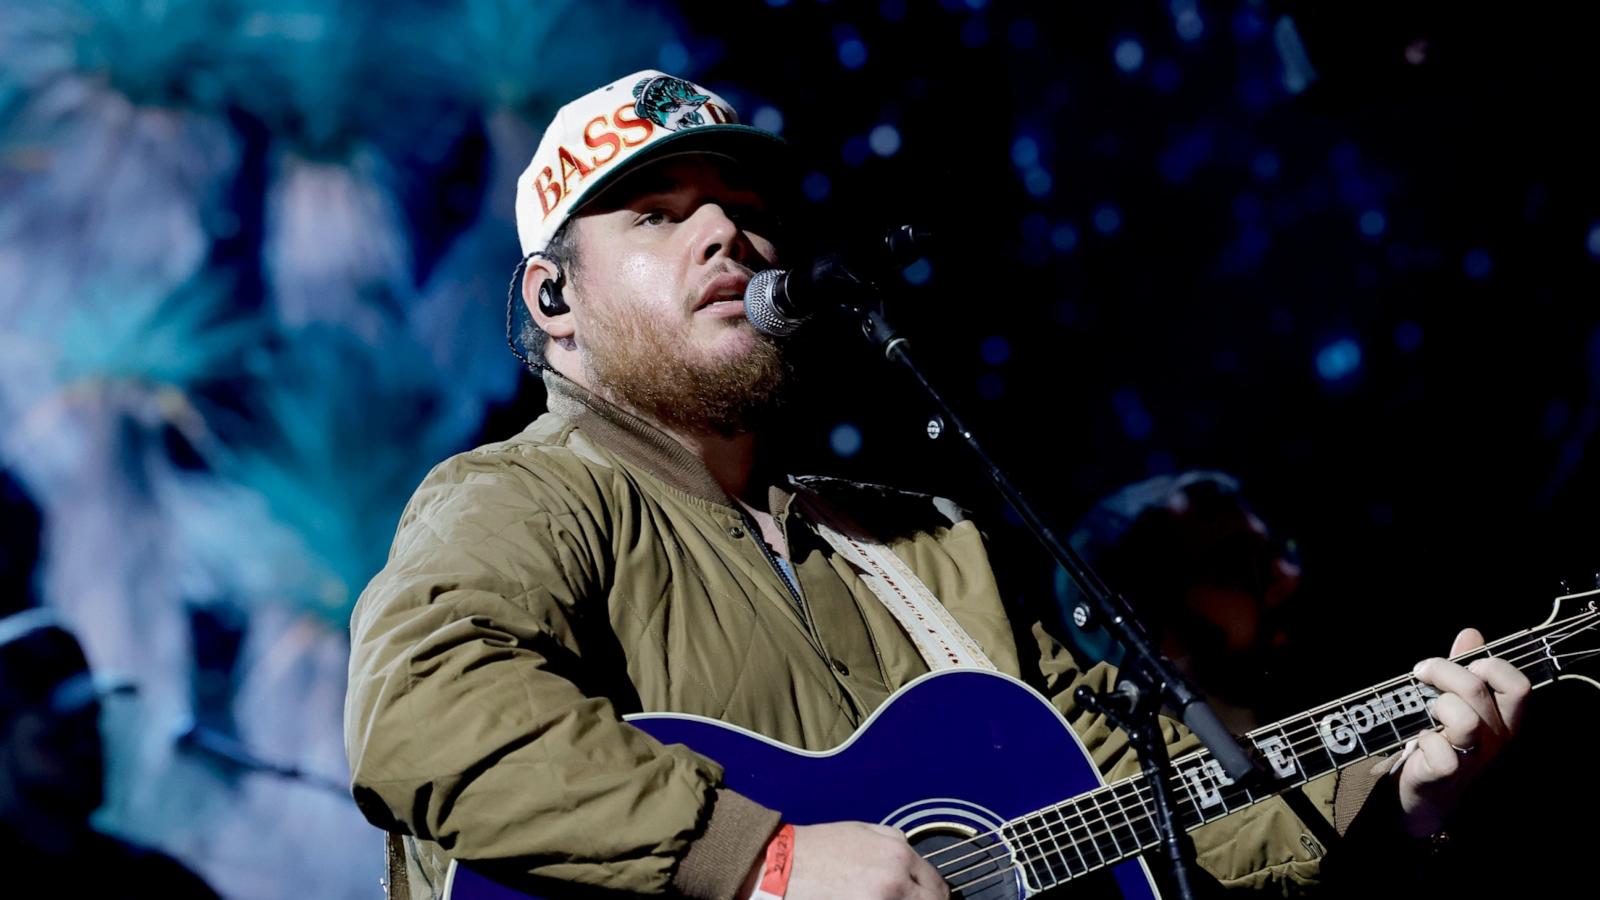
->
[542,369,796,518]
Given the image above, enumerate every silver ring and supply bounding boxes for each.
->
[1449,741,1476,756]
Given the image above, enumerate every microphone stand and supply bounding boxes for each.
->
[836,295,1262,900]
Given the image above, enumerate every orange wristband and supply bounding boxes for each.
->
[750,823,795,900]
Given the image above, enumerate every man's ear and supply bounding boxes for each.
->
[522,256,575,340]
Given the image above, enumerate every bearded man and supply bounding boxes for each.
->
[345,70,1529,900]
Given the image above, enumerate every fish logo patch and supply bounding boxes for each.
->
[633,75,713,132]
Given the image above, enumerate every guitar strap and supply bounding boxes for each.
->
[1280,785,1343,856]
[794,490,997,672]
[385,832,410,898]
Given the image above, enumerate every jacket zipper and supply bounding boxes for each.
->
[735,506,820,642]
[737,504,874,721]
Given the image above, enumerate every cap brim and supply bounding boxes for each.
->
[571,124,800,216]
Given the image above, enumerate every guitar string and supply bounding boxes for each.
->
[938,616,1600,893]
[926,611,1598,891]
[932,613,1598,889]
[934,614,1599,889]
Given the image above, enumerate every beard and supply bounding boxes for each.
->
[577,297,792,437]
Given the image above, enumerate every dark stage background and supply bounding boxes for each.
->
[0,1,1592,895]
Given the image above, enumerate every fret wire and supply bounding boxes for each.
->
[1208,758,1234,818]
[1109,780,1146,856]
[1030,797,1081,883]
[1172,758,1210,827]
[1005,820,1049,892]
[957,614,1600,893]
[1065,794,1109,869]
[1033,807,1073,888]
[952,617,1596,894]
[1286,709,1336,780]
[1380,682,1411,747]
[1027,812,1068,889]
[1250,723,1303,784]
[1133,779,1163,846]
[1049,801,1092,881]
[1086,786,1126,859]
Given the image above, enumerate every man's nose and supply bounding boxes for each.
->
[687,203,746,265]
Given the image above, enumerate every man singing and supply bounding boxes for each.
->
[345,70,1528,900]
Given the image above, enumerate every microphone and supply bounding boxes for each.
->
[743,225,933,336]
[881,224,934,261]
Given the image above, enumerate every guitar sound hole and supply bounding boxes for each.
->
[909,823,1020,900]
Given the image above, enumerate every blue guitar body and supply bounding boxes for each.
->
[433,591,1600,899]
[446,669,1160,899]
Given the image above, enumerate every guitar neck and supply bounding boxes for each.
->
[999,598,1598,892]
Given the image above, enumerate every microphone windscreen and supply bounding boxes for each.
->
[742,268,803,337]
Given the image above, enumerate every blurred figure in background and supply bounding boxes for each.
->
[0,471,41,620]
[0,610,218,898]
[1056,470,1304,732]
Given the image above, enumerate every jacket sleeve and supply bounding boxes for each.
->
[344,450,778,898]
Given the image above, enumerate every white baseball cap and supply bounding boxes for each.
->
[514,69,792,256]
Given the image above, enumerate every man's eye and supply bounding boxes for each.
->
[638,210,671,226]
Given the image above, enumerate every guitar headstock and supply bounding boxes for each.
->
[1535,586,1600,690]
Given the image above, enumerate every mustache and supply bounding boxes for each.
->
[688,263,759,311]
[703,262,756,289]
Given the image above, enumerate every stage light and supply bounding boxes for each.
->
[1316,338,1362,381]
[902,258,932,285]
[1094,205,1122,235]
[869,124,901,157]
[1359,210,1386,238]
[829,423,863,458]
[1171,0,1204,43]
[1113,388,1154,440]
[752,106,784,135]
[1052,223,1079,252]
[658,42,689,72]
[981,336,1011,366]
[1011,135,1040,168]
[1273,17,1316,94]
[1253,150,1280,181]
[1463,248,1493,280]
[1395,322,1422,353]
[837,36,868,70]
[1024,167,1053,197]
[803,172,831,203]
[1114,39,1145,73]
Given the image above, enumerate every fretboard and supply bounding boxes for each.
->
[993,601,1594,893]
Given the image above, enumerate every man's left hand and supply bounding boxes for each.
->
[1399,627,1531,837]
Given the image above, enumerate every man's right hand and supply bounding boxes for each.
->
[741,822,950,900]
